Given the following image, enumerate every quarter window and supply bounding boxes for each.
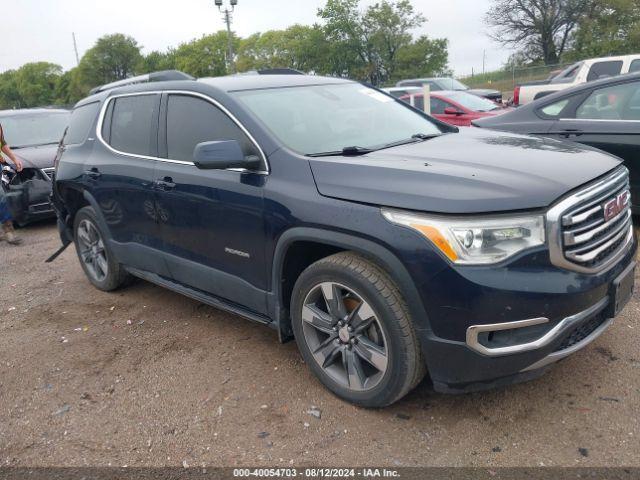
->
[66,103,100,145]
[587,61,623,82]
[576,81,640,120]
[106,94,159,157]
[540,99,570,117]
[166,94,259,162]
[550,62,582,84]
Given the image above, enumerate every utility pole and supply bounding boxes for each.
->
[482,50,486,75]
[72,32,80,66]
[215,0,238,74]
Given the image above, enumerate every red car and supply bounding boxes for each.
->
[399,90,510,126]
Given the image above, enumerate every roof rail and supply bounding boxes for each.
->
[89,70,195,95]
[258,68,305,75]
[236,68,305,77]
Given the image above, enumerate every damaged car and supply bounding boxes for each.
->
[0,108,70,225]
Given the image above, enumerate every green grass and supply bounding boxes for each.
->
[459,64,570,97]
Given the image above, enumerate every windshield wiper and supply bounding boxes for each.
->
[307,134,442,157]
[373,133,442,151]
[11,141,58,149]
[307,146,374,157]
[412,133,441,140]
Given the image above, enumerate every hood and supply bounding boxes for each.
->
[309,128,622,214]
[13,144,58,169]
[468,88,501,97]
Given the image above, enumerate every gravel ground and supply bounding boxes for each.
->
[0,221,639,468]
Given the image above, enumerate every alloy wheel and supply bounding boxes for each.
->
[301,282,389,391]
[77,219,108,282]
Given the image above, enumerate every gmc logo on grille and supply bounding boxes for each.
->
[603,191,630,221]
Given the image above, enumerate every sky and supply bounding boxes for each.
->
[1,0,511,77]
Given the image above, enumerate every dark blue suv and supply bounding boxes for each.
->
[52,71,637,407]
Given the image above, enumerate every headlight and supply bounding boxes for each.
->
[382,208,545,265]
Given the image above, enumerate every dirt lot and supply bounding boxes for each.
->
[1,221,639,468]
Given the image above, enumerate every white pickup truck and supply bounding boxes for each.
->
[514,54,640,106]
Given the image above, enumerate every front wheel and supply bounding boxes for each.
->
[291,252,425,407]
[73,206,130,291]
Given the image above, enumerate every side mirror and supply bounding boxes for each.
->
[444,106,463,115]
[193,140,260,171]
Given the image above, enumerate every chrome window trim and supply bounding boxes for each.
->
[466,297,609,357]
[95,90,270,175]
[559,118,640,123]
[546,167,634,274]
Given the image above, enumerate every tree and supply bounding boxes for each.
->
[236,25,330,73]
[392,37,449,83]
[78,34,142,88]
[139,50,178,73]
[318,0,434,85]
[365,0,426,81]
[53,69,75,106]
[172,32,237,77]
[486,0,593,65]
[570,0,640,59]
[15,62,63,107]
[0,70,21,109]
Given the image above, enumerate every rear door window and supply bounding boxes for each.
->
[106,94,159,157]
[587,61,623,82]
[65,102,100,145]
[629,59,640,73]
[165,94,259,162]
[410,96,425,111]
[430,97,450,114]
[575,81,640,120]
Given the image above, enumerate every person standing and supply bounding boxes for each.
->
[0,122,24,245]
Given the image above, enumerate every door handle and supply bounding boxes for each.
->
[84,168,102,179]
[560,129,583,138]
[155,177,176,191]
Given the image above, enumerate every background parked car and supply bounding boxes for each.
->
[473,72,640,214]
[382,86,423,99]
[400,90,510,126]
[514,53,640,106]
[396,77,503,103]
[0,108,69,225]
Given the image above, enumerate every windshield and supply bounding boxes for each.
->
[440,91,500,112]
[438,78,469,91]
[234,83,442,155]
[0,111,70,148]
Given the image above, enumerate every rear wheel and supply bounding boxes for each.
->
[73,206,130,291]
[291,252,425,407]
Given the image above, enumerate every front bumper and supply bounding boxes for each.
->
[417,240,637,394]
[3,177,55,225]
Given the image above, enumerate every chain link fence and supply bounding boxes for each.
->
[460,63,573,100]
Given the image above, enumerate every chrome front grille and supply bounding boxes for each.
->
[547,167,634,274]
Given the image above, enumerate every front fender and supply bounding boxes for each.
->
[268,227,433,346]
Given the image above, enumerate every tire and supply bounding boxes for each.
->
[291,251,425,407]
[73,206,130,291]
